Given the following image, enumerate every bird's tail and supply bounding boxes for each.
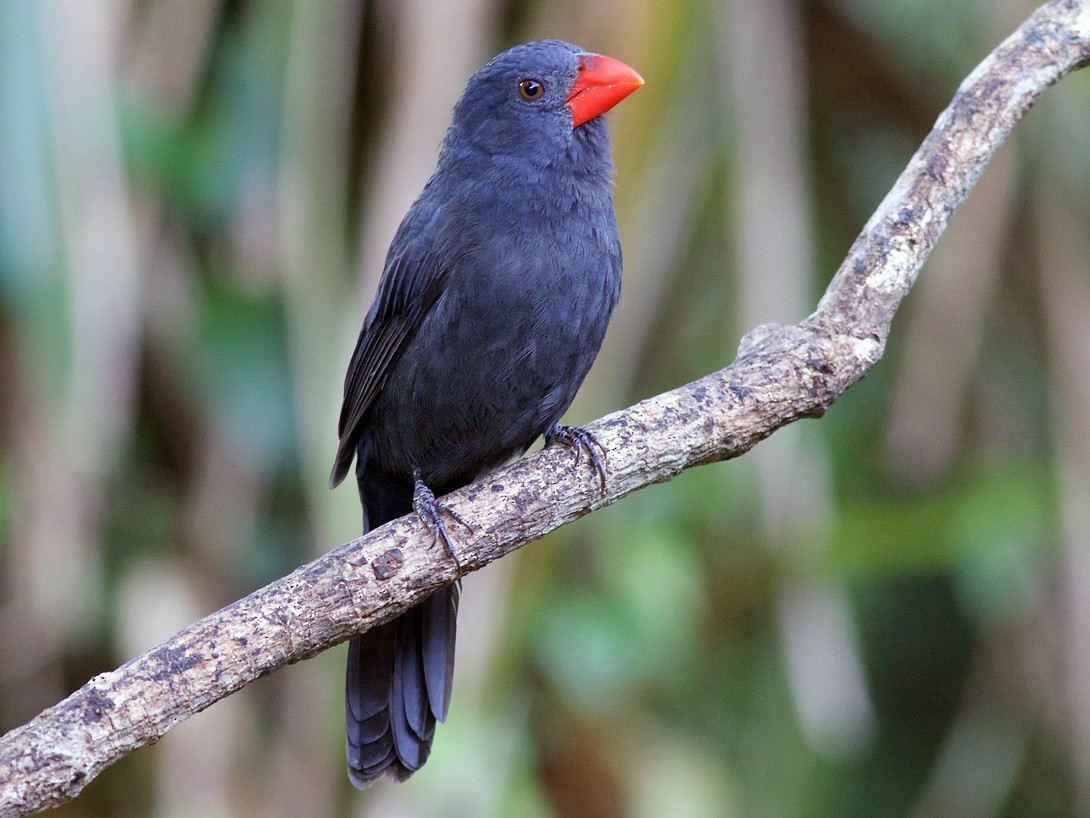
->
[345,581,460,786]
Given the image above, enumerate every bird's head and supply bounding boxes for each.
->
[444,40,643,170]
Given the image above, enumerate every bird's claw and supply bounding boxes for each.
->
[413,469,472,569]
[546,424,607,491]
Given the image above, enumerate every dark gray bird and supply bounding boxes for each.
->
[330,39,642,787]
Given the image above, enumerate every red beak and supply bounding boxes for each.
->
[567,53,644,128]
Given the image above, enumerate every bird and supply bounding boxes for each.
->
[330,39,643,787]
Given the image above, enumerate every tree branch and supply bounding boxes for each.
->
[2,1,1088,814]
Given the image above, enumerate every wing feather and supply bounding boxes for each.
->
[329,225,452,488]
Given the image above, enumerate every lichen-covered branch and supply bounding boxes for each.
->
[2,1,1089,815]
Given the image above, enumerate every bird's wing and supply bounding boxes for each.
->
[329,234,452,488]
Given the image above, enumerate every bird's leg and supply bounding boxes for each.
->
[412,468,472,569]
[545,424,608,491]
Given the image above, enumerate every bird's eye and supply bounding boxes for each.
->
[517,78,544,101]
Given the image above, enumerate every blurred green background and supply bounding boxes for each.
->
[2,0,1089,816]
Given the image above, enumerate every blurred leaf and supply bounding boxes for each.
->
[189,280,296,471]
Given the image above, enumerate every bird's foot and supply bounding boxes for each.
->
[412,469,472,569]
[545,424,607,491]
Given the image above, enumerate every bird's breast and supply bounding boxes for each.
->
[365,201,620,487]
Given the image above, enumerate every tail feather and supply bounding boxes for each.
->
[346,622,394,721]
[393,608,435,747]
[348,705,392,746]
[421,581,460,720]
[389,630,433,772]
[345,584,460,786]
[347,718,394,780]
